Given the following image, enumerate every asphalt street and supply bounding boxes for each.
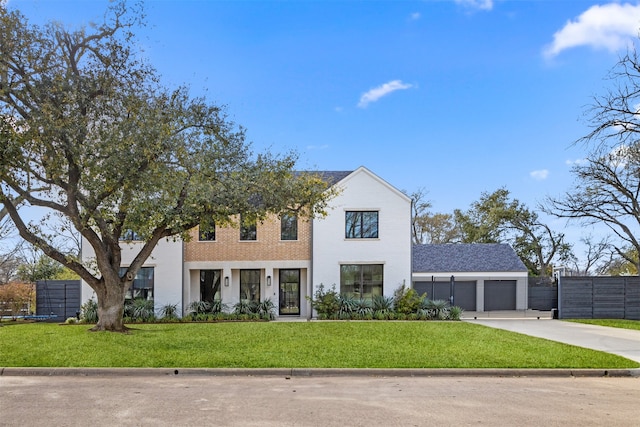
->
[1,375,640,426]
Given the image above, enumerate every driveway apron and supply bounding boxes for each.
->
[465,318,640,363]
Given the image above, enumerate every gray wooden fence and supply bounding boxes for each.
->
[36,280,81,321]
[559,276,640,320]
[528,279,557,311]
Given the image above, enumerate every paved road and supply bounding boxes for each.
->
[466,319,640,363]
[1,375,640,426]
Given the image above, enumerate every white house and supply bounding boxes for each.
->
[311,167,413,302]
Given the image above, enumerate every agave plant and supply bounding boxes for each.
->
[159,303,179,320]
[126,298,155,322]
[354,299,373,317]
[187,300,212,315]
[372,295,394,314]
[426,299,449,320]
[257,298,276,320]
[233,300,258,315]
[210,299,228,314]
[338,294,358,317]
[80,298,98,324]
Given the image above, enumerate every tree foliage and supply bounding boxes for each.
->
[408,188,459,244]
[546,47,640,275]
[0,2,333,331]
[457,188,570,278]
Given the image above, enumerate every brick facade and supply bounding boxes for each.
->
[184,214,312,262]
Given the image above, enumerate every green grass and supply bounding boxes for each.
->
[567,319,640,331]
[0,321,637,368]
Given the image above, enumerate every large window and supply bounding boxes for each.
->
[198,219,216,241]
[240,269,261,302]
[340,264,383,300]
[281,214,298,241]
[240,215,257,241]
[121,267,154,300]
[345,211,378,239]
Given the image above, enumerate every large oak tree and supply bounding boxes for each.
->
[0,2,332,331]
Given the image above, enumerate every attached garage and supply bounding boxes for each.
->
[412,244,528,312]
[484,280,516,311]
[413,280,476,311]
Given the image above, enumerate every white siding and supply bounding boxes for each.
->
[311,167,412,300]
[80,238,183,312]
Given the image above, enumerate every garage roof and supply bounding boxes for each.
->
[413,244,528,273]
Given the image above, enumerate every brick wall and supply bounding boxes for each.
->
[184,214,312,262]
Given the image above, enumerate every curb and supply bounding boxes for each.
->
[2,367,639,378]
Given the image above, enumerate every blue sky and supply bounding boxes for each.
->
[8,0,640,251]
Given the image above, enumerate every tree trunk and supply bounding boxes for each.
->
[91,280,129,332]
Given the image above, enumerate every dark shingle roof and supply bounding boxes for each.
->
[315,171,353,186]
[294,171,353,187]
[413,244,527,273]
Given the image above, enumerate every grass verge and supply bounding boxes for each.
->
[0,321,637,368]
[567,319,640,331]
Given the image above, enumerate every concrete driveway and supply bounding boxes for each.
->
[466,318,640,363]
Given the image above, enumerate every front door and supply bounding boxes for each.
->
[279,269,300,315]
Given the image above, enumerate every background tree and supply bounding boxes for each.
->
[564,236,612,276]
[0,3,332,331]
[545,45,640,274]
[408,188,460,244]
[457,188,570,279]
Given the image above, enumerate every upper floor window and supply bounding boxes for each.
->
[240,215,257,241]
[345,211,378,239]
[281,214,298,241]
[198,219,216,241]
[120,229,143,241]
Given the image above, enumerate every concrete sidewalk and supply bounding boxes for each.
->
[466,318,640,363]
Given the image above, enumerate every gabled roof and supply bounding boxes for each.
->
[315,171,353,186]
[413,244,528,273]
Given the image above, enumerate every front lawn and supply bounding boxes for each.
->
[0,322,637,368]
[567,319,640,331]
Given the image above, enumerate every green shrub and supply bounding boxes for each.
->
[393,284,425,314]
[448,306,464,320]
[307,284,340,318]
[65,317,78,324]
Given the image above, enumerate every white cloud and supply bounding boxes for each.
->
[565,158,588,166]
[409,12,421,21]
[454,0,493,11]
[307,144,329,151]
[530,169,549,181]
[544,3,640,58]
[357,80,413,108]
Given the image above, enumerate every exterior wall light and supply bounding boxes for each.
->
[224,276,229,287]
[267,275,272,286]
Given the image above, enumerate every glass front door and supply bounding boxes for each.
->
[279,269,300,315]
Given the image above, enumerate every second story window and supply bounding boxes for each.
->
[120,229,143,241]
[345,211,379,239]
[198,219,216,241]
[281,213,298,241]
[240,215,257,241]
